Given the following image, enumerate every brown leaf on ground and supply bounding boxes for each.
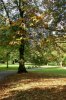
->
[0,72,66,100]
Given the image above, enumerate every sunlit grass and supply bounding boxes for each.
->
[0,64,66,76]
[0,64,18,70]
[29,67,66,76]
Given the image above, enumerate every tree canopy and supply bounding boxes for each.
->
[0,0,66,72]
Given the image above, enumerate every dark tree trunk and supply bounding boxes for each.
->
[18,39,27,73]
[17,2,27,73]
[6,53,9,68]
[7,59,8,68]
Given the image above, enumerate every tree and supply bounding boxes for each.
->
[0,0,27,72]
[0,0,66,73]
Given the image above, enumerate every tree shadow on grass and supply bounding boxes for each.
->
[1,85,66,100]
[0,72,66,100]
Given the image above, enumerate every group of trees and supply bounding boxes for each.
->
[0,0,66,73]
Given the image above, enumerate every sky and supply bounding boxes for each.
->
[3,0,8,2]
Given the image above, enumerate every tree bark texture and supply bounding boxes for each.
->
[18,39,27,73]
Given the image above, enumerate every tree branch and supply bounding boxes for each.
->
[1,0,12,25]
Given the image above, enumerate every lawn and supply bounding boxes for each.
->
[0,64,66,77]
[29,67,66,77]
[0,66,18,71]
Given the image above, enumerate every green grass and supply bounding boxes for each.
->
[0,63,33,71]
[0,66,18,71]
[0,64,66,77]
[28,67,66,77]
[0,64,18,71]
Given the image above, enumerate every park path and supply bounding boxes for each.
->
[0,68,40,80]
[0,70,17,80]
[0,68,42,81]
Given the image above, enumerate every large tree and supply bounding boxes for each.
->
[0,0,66,73]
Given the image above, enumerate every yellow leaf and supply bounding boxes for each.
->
[30,23,33,26]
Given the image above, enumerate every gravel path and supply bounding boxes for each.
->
[0,70,17,80]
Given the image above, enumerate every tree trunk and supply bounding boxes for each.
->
[7,59,8,68]
[60,61,63,67]
[6,53,9,68]
[17,2,27,73]
[18,39,27,73]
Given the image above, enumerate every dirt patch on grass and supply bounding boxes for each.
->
[0,72,66,100]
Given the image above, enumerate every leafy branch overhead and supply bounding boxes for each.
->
[0,0,66,69]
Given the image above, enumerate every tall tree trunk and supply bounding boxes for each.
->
[17,2,27,73]
[18,39,27,73]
